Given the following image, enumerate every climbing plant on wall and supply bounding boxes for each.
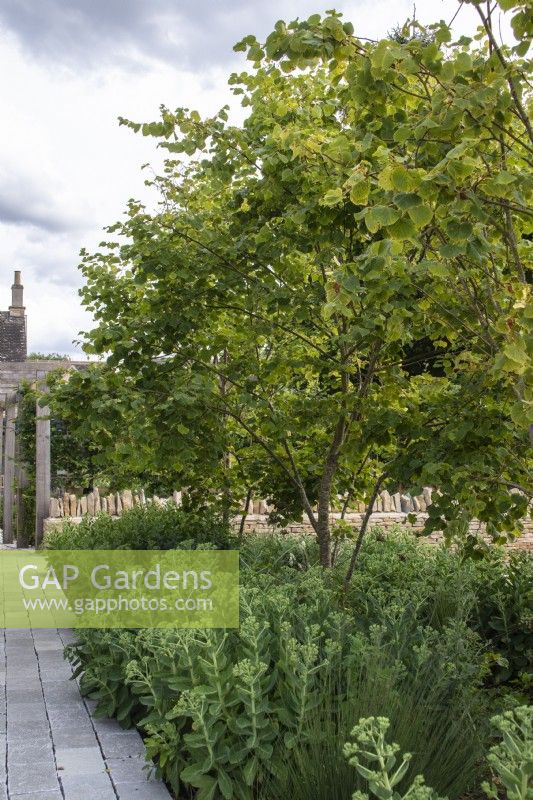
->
[18,382,99,492]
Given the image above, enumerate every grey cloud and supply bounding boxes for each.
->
[0,172,86,233]
[0,0,304,69]
[0,197,70,233]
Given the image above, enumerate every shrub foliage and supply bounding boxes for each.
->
[53,511,533,799]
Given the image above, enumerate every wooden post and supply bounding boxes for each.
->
[0,403,4,480]
[3,398,17,544]
[16,463,29,549]
[35,388,51,548]
[0,404,5,536]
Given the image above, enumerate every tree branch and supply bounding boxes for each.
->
[473,3,533,144]
[343,470,388,590]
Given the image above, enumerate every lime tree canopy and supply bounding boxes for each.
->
[49,1,532,567]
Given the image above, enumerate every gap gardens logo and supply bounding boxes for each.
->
[0,550,239,629]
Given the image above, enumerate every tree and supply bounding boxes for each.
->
[51,1,532,567]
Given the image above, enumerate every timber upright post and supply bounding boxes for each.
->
[15,438,29,548]
[3,396,17,544]
[0,399,4,482]
[35,381,51,548]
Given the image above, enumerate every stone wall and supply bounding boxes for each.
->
[48,487,432,519]
[236,512,533,551]
[44,487,533,551]
[48,487,180,518]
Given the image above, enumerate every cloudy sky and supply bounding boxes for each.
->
[0,0,512,357]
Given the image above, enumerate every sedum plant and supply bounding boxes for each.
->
[67,561,488,799]
[482,706,532,800]
[344,717,445,800]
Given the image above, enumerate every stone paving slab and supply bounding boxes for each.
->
[59,773,117,800]
[8,761,59,795]
[1,628,172,799]
[51,726,100,750]
[100,732,147,759]
[107,756,159,784]
[116,785,175,800]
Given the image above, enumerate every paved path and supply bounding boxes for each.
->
[0,628,172,800]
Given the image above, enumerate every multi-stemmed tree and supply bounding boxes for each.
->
[50,1,532,567]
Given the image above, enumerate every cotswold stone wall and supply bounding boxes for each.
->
[44,487,533,551]
[237,512,533,551]
[48,486,436,519]
[47,487,182,519]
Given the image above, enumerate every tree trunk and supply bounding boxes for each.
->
[221,469,231,528]
[344,472,387,589]
[314,411,348,567]
[316,501,332,568]
[316,459,340,568]
[219,350,232,528]
[238,486,253,544]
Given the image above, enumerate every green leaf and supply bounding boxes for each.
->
[247,44,265,61]
[321,188,343,206]
[390,166,414,192]
[514,40,530,57]
[394,125,411,143]
[377,166,394,191]
[441,60,455,80]
[349,179,370,205]
[243,756,258,786]
[445,142,469,160]
[218,769,234,799]
[426,261,452,278]
[481,178,515,198]
[455,51,472,72]
[447,160,476,181]
[503,344,528,366]
[494,170,516,185]
[510,400,533,427]
[407,205,433,228]
[421,42,440,67]
[365,205,400,233]
[370,782,394,800]
[435,24,452,44]
[439,242,466,257]
[181,765,208,785]
[394,193,422,210]
[388,216,417,240]
[197,777,218,800]
[446,221,473,241]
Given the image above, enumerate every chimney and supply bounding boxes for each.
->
[9,270,24,316]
